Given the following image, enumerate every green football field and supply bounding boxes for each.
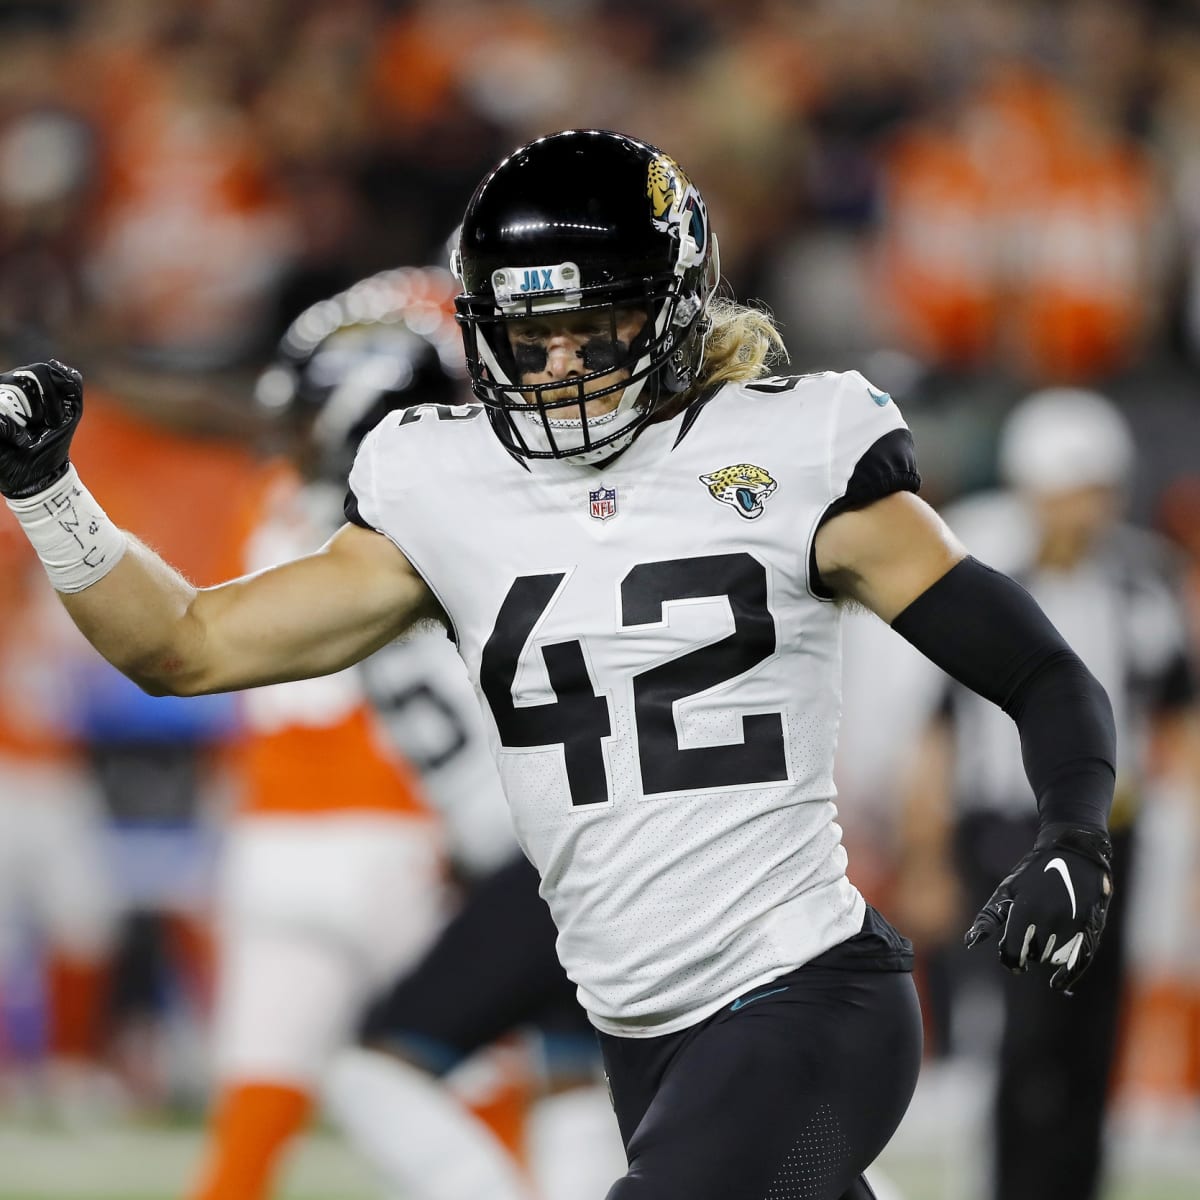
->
[2,1059,1198,1200]
[0,1123,1197,1200]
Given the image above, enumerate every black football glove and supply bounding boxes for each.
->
[0,360,84,499]
[964,822,1113,993]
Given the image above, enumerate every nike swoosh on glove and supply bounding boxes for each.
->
[964,822,1113,993]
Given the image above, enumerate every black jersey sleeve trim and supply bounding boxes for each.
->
[344,486,374,529]
[808,428,922,599]
[831,427,921,515]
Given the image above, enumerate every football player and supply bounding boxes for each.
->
[0,130,1116,1200]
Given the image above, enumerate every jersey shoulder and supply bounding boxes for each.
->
[360,401,492,460]
[347,402,498,530]
[713,369,907,434]
[709,369,915,491]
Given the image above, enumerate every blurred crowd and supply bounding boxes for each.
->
[1,1,1200,489]
[0,0,1197,385]
[0,0,1199,1186]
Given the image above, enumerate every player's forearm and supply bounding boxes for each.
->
[175,537,431,695]
[66,532,426,697]
[59,532,209,695]
[6,452,424,695]
[4,462,211,695]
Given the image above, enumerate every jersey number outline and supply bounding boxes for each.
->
[397,402,483,425]
[744,374,812,394]
[480,553,787,806]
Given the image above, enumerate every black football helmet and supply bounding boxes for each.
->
[255,266,464,480]
[453,129,720,462]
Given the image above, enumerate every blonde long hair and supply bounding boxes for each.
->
[696,296,788,391]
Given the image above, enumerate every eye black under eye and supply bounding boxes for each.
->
[510,336,631,377]
[513,342,549,374]
[580,338,626,372]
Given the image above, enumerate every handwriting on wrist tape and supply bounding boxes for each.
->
[44,483,110,568]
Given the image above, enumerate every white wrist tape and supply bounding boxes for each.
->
[5,465,127,593]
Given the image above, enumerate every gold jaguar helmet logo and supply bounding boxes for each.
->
[647,154,709,256]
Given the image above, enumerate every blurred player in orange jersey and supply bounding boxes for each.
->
[0,525,118,1121]
[65,383,265,1112]
[187,267,541,1200]
[1,382,265,1120]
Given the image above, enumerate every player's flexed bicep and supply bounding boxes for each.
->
[0,361,433,697]
[169,522,433,694]
[814,490,965,619]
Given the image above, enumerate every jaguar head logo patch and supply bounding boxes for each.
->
[699,463,777,520]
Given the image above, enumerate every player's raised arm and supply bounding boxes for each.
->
[0,361,431,697]
[816,490,1116,993]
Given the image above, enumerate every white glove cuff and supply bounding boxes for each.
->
[5,464,127,593]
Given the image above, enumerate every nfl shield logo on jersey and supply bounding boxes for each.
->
[589,484,618,522]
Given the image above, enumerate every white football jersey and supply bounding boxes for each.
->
[348,370,918,1036]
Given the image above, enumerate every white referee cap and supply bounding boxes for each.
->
[999,387,1135,493]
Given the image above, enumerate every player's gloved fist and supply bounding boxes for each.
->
[0,361,84,499]
[964,822,1113,993]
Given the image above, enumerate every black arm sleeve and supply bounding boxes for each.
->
[891,556,1116,830]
